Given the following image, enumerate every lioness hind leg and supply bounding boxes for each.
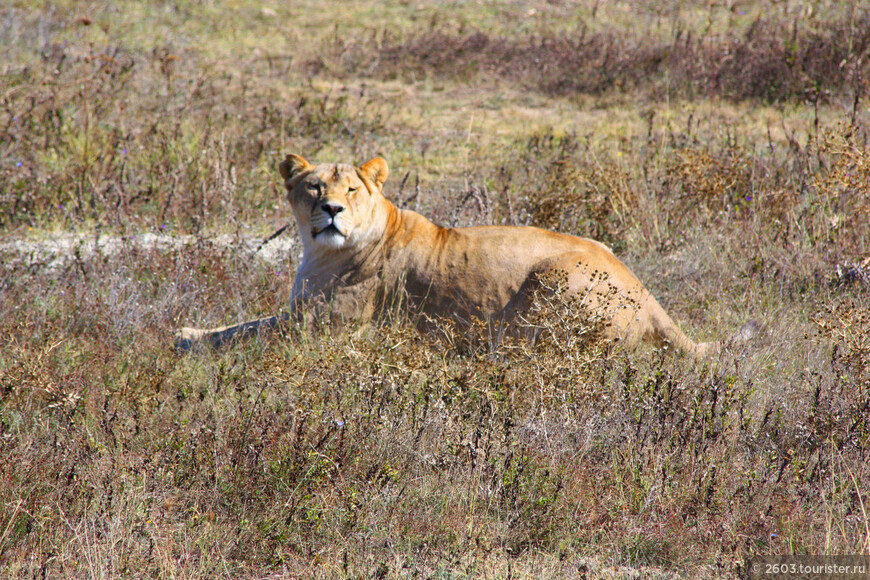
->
[174,313,290,351]
[534,253,650,349]
[544,252,712,355]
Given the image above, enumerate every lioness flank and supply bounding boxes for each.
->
[176,155,755,356]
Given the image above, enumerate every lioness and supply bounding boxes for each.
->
[176,155,753,356]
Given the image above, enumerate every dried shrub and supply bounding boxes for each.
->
[517,266,612,355]
[706,14,870,103]
[494,131,636,247]
[357,11,870,103]
[663,146,754,224]
[0,36,385,232]
[814,299,870,385]
[811,124,870,256]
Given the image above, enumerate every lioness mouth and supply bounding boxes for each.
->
[312,223,344,238]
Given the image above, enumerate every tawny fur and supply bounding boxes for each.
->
[177,155,753,355]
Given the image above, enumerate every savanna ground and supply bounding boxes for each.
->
[2,0,870,577]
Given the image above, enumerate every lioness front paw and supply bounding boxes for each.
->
[174,327,205,352]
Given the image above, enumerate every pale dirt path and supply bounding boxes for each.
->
[0,231,300,272]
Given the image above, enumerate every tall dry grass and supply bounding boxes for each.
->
[1,1,869,577]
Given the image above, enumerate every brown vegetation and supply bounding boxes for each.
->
[1,1,869,577]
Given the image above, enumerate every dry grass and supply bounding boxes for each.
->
[2,1,870,578]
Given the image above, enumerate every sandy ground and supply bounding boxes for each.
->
[0,231,300,273]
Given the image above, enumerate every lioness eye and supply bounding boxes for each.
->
[348,187,358,194]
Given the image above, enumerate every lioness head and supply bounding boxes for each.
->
[279,154,389,251]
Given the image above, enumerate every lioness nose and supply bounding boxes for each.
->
[321,203,344,217]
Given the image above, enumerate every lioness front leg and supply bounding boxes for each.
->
[175,313,290,351]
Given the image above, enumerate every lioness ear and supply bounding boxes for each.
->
[279,154,312,187]
[359,157,389,191]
